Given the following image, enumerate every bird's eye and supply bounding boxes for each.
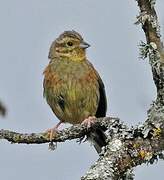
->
[67,41,73,46]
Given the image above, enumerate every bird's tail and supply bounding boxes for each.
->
[87,126,107,154]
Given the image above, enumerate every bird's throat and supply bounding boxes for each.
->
[55,49,86,62]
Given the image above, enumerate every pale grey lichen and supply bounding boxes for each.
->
[148,101,164,119]
[135,11,150,25]
[149,0,156,8]
[123,169,134,180]
[81,156,114,180]
[142,127,151,138]
[108,139,122,152]
[135,11,160,37]
[139,41,150,59]
[139,41,161,73]
[148,44,161,70]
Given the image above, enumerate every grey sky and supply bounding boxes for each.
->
[0,0,163,179]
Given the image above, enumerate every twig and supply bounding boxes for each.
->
[0,100,6,116]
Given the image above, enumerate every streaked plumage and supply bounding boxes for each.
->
[43,30,107,153]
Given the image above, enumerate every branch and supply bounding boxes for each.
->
[81,0,164,179]
[1,113,164,179]
[136,0,164,105]
[0,117,118,144]
[82,105,164,180]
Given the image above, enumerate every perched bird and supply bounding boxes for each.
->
[43,30,107,153]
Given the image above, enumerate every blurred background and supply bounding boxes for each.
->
[0,0,164,179]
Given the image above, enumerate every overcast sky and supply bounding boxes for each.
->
[0,0,164,180]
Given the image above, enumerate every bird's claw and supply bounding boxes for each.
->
[45,121,62,141]
[46,127,59,141]
[81,116,96,129]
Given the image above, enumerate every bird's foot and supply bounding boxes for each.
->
[46,127,58,141]
[46,121,62,141]
[81,116,96,129]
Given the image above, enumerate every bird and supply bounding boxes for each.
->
[43,30,107,153]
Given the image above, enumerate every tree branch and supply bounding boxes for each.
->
[81,0,164,179]
[82,105,164,180]
[0,117,118,144]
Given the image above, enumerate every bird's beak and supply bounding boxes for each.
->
[79,41,90,49]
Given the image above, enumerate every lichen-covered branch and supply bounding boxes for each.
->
[82,0,164,179]
[136,0,164,106]
[0,117,118,144]
[82,104,164,180]
[136,0,163,52]
[1,111,164,180]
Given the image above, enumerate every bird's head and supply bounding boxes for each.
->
[48,30,90,62]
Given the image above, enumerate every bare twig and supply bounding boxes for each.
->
[0,100,6,116]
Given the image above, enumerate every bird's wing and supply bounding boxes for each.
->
[96,77,107,117]
[86,60,107,117]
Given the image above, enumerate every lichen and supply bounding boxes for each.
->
[139,150,153,160]
[108,139,122,152]
[152,127,161,137]
[139,41,161,73]
[139,41,150,59]
[149,0,156,8]
[135,11,160,37]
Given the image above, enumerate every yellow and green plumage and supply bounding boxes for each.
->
[43,30,107,153]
